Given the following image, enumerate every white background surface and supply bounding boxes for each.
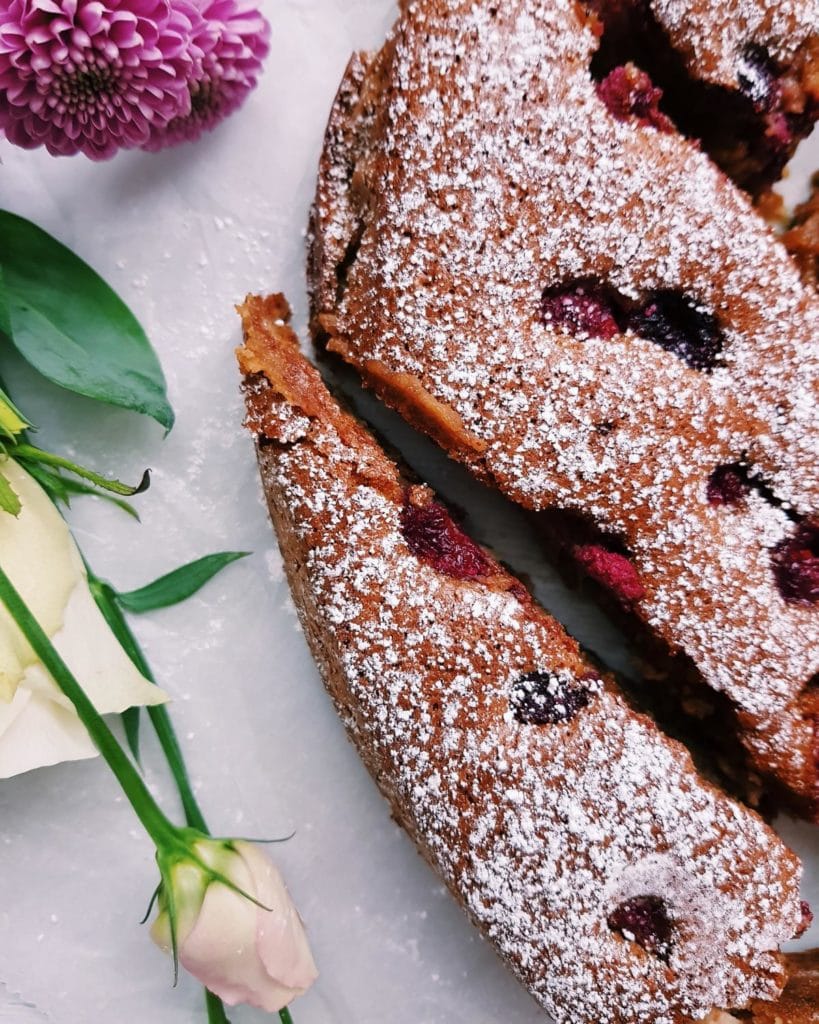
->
[1,2,818,1021]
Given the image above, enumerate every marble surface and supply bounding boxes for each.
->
[0,2,817,1021]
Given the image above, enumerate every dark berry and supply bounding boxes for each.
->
[707,464,750,506]
[574,544,645,605]
[541,281,621,340]
[608,896,674,960]
[401,500,491,580]
[510,671,598,725]
[797,900,814,938]
[737,45,780,113]
[772,520,819,604]
[627,291,724,371]
[597,64,674,133]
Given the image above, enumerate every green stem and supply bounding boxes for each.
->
[87,573,209,833]
[148,705,208,833]
[14,442,149,496]
[279,1008,294,1024]
[205,990,232,1023]
[0,564,176,850]
[85,573,247,1024]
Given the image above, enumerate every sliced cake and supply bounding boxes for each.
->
[237,292,807,1024]
[309,0,819,819]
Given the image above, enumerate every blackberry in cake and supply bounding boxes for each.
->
[237,292,806,1024]
[308,0,819,819]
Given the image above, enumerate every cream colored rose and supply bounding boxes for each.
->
[152,838,318,1012]
[0,457,167,777]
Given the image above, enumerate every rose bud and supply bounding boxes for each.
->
[151,836,318,1012]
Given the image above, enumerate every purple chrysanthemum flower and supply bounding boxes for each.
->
[0,0,200,159]
[143,0,269,151]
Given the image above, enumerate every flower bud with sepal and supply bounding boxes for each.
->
[152,834,317,1014]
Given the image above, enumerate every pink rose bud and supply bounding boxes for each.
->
[151,838,318,1012]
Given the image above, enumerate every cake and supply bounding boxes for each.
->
[784,173,819,287]
[588,0,819,197]
[308,0,819,818]
[237,292,807,1024]
[705,950,819,1021]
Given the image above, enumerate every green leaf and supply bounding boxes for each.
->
[19,460,70,504]
[14,442,150,497]
[0,469,21,516]
[117,552,249,614]
[20,458,140,519]
[122,706,142,764]
[0,211,174,431]
[0,267,13,340]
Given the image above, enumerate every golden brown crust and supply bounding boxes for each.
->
[747,951,819,1022]
[327,339,489,458]
[237,294,404,504]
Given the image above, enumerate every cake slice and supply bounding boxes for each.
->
[237,292,806,1024]
[309,0,819,819]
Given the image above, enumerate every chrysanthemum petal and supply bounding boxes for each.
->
[0,0,203,158]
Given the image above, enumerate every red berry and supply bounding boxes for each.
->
[772,520,819,605]
[608,896,674,959]
[401,500,491,580]
[597,64,674,133]
[628,291,724,371]
[510,671,598,725]
[541,282,621,340]
[574,544,645,605]
[707,465,750,506]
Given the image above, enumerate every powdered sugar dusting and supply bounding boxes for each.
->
[311,0,819,805]
[252,378,802,1024]
[651,0,819,87]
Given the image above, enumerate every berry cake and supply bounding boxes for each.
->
[237,292,806,1024]
[589,0,819,196]
[308,0,819,818]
